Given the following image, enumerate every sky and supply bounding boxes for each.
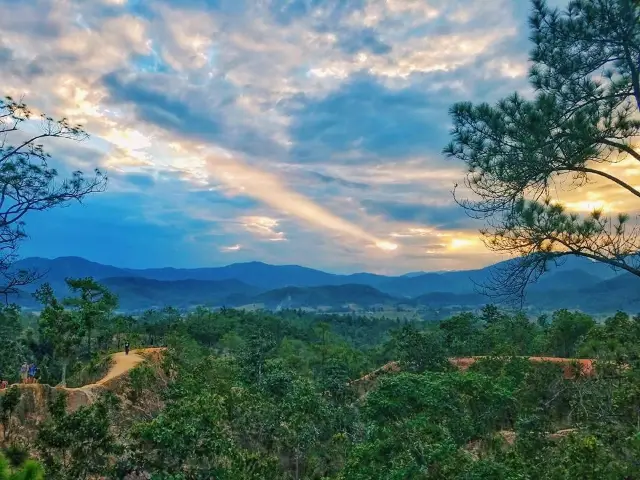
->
[1,0,633,274]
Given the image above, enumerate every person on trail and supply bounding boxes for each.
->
[19,363,28,384]
[28,363,37,384]
[0,380,7,389]
[125,342,130,355]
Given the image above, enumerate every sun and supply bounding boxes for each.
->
[449,238,475,250]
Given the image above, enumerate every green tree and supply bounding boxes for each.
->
[440,312,481,355]
[444,0,640,299]
[108,314,134,351]
[579,311,640,361]
[239,329,276,383]
[313,321,331,382]
[36,392,121,480]
[0,306,27,384]
[546,309,596,357]
[127,363,156,404]
[391,324,450,373]
[342,371,515,479]
[0,452,44,480]
[34,283,83,385]
[0,386,21,442]
[63,278,117,357]
[0,96,106,301]
[133,390,279,479]
[484,311,541,356]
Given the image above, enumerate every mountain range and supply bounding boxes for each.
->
[9,256,638,314]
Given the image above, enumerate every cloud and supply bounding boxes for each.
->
[240,216,287,242]
[195,151,400,250]
[307,171,369,190]
[288,74,450,162]
[101,69,287,159]
[0,0,559,273]
[361,199,477,230]
[336,27,392,55]
[267,0,366,26]
[220,244,242,252]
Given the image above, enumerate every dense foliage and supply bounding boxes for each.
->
[2,279,640,478]
[1,2,639,478]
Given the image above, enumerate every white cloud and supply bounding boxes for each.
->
[0,0,542,272]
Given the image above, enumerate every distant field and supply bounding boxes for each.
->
[364,310,422,321]
[237,303,266,311]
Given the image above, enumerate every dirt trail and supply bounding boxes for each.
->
[5,347,166,394]
[450,356,595,378]
[86,347,165,389]
[0,348,167,442]
[350,356,601,390]
[78,347,166,391]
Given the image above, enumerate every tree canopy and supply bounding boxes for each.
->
[0,96,106,302]
[4,276,640,478]
[445,0,640,300]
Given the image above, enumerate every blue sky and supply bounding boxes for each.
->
[1,0,556,273]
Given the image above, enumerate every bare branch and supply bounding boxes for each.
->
[0,96,107,295]
[444,0,640,301]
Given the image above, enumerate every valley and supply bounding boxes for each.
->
[10,256,635,316]
[1,0,640,477]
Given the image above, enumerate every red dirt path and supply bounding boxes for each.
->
[450,356,595,379]
[351,356,599,389]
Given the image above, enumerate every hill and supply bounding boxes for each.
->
[10,255,633,313]
[245,284,397,310]
[12,257,387,291]
[99,277,261,311]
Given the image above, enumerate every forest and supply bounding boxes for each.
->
[1,0,640,477]
[2,276,640,479]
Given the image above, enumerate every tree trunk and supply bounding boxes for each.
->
[87,327,92,357]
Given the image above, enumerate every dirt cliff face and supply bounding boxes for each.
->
[0,383,102,443]
[348,356,601,398]
[0,348,168,447]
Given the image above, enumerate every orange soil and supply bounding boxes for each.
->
[351,356,599,387]
[5,347,166,393]
[450,356,595,379]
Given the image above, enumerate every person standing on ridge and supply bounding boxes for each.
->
[125,342,130,355]
[28,363,37,384]
[19,363,28,384]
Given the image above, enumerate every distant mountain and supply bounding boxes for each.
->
[582,272,640,295]
[98,277,261,311]
[14,256,136,292]
[406,273,640,315]
[402,271,428,278]
[378,268,489,298]
[412,291,488,308]
[380,257,619,298]
[245,284,397,310]
[569,273,640,313]
[12,257,385,291]
[90,281,397,312]
[10,255,634,313]
[527,269,603,292]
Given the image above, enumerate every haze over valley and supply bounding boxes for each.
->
[12,255,634,316]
